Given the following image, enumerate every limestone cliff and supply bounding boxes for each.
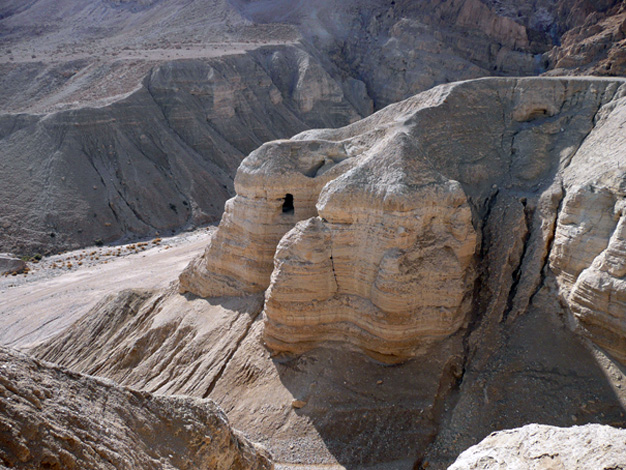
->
[181,76,626,363]
[3,0,625,255]
[549,83,626,364]
[31,76,626,469]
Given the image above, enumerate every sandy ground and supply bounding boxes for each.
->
[0,227,214,350]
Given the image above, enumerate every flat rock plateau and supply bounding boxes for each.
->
[2,1,626,470]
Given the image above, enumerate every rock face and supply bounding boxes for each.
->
[0,346,272,470]
[0,255,26,275]
[3,0,626,254]
[262,138,477,362]
[181,76,626,363]
[447,424,626,470]
[546,1,626,76]
[29,76,626,469]
[549,84,626,364]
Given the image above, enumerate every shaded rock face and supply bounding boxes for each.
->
[447,423,626,470]
[549,88,626,364]
[0,45,367,255]
[181,76,626,363]
[545,1,626,76]
[0,346,273,470]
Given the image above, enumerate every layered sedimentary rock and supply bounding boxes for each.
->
[0,45,367,255]
[549,83,626,363]
[179,138,356,297]
[181,76,626,363]
[546,1,626,76]
[447,424,626,470]
[4,0,626,255]
[30,76,626,468]
[0,346,272,470]
[263,137,477,362]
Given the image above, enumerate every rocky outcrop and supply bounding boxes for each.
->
[447,424,626,470]
[181,76,626,363]
[0,346,272,470]
[549,82,626,364]
[178,138,356,298]
[3,0,626,255]
[546,1,626,76]
[262,136,477,363]
[30,76,626,469]
[0,255,26,274]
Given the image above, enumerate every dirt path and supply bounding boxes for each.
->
[0,228,213,350]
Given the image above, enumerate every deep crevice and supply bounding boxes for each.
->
[202,307,263,399]
[501,199,533,323]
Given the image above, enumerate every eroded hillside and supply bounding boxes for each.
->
[0,347,272,470]
[32,77,626,469]
[2,0,625,254]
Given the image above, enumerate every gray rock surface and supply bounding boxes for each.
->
[0,346,273,470]
[447,424,626,470]
[0,45,367,255]
[0,256,26,275]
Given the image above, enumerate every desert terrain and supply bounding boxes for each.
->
[2,1,626,469]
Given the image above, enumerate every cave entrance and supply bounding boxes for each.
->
[282,193,294,214]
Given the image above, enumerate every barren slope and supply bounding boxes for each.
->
[0,346,272,470]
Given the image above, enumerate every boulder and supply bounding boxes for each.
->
[0,255,26,274]
[447,424,626,470]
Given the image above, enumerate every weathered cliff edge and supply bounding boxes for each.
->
[0,346,272,470]
[35,77,626,468]
[447,423,626,470]
[180,75,626,364]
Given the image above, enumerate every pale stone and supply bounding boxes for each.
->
[448,424,626,470]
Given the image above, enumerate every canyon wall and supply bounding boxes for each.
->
[3,0,625,254]
[181,76,626,363]
[32,76,626,468]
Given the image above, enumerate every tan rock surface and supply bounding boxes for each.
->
[263,137,477,363]
[183,76,626,362]
[34,286,467,468]
[22,76,626,469]
[0,346,272,470]
[549,82,626,364]
[546,1,626,76]
[447,424,626,470]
